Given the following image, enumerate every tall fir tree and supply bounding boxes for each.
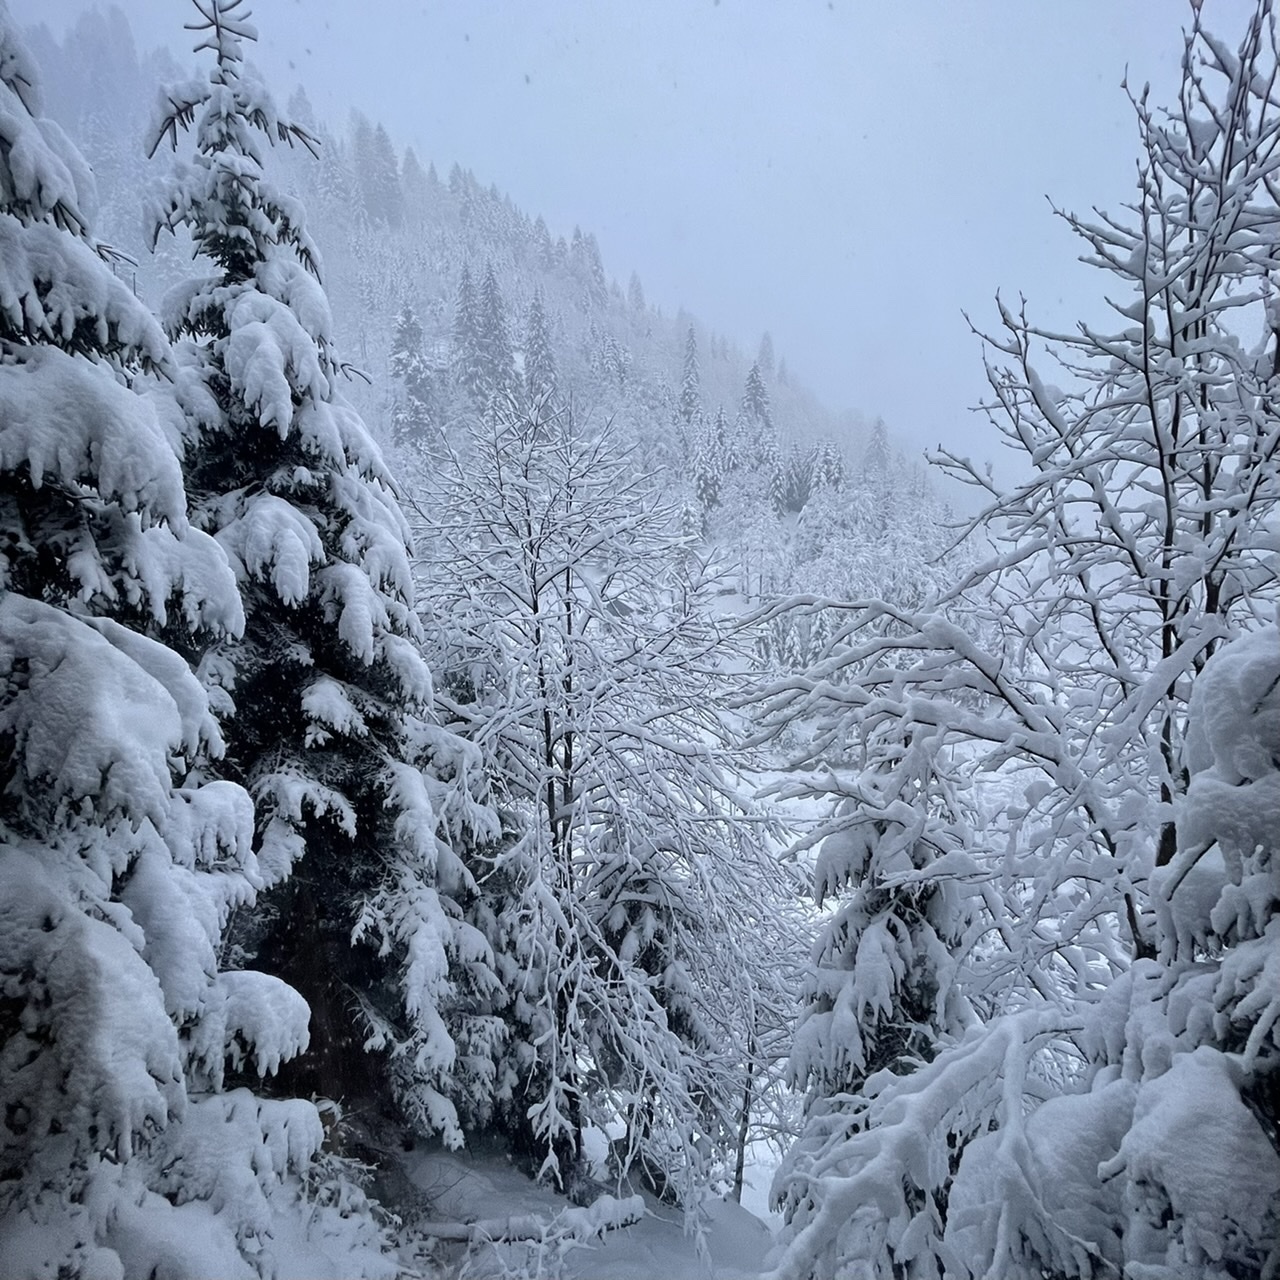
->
[741,359,772,431]
[679,323,702,424]
[0,10,393,1274]
[523,287,558,404]
[350,113,403,230]
[811,438,846,491]
[478,259,516,403]
[148,0,489,1137]
[452,260,487,409]
[627,269,645,312]
[757,330,775,379]
[389,302,433,451]
[532,214,556,268]
[400,144,430,225]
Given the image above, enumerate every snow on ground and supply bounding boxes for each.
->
[397,1143,779,1279]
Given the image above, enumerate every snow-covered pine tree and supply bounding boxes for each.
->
[713,401,737,472]
[314,121,360,227]
[780,444,813,514]
[523,287,558,404]
[741,359,772,440]
[351,113,403,230]
[532,213,556,269]
[810,438,845,493]
[568,226,608,309]
[764,710,981,1268]
[679,323,701,424]
[419,400,793,1203]
[452,259,487,409]
[761,430,787,517]
[758,3,1280,1275]
[0,12,393,1275]
[757,330,775,379]
[400,144,430,227]
[478,259,516,403]
[861,416,889,482]
[389,301,433,451]
[693,412,723,514]
[148,0,493,1141]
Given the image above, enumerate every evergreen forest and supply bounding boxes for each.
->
[1,1,1277,1276]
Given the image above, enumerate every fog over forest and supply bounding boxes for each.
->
[24,0,1262,460]
[0,2,1278,1278]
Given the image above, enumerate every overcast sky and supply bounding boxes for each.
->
[18,0,1265,459]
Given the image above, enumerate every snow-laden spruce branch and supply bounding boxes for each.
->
[769,1008,1090,1280]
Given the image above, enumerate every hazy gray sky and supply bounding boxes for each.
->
[19,0,1264,459]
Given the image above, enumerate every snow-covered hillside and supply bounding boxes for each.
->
[3,2,1278,1278]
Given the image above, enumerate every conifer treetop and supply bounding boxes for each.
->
[148,0,320,284]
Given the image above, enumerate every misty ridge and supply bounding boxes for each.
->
[0,1,1278,1279]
